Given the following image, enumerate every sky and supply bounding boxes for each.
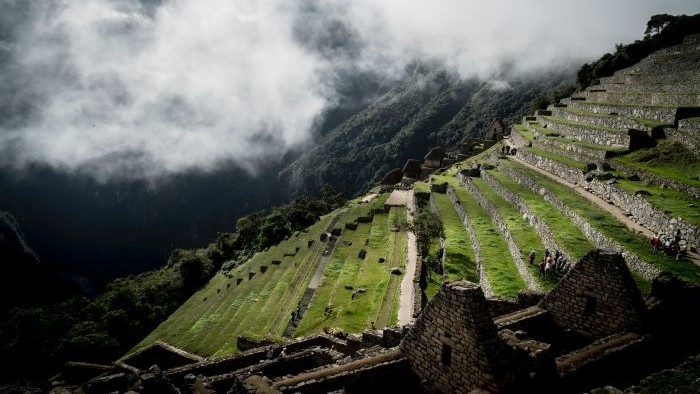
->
[0,0,698,182]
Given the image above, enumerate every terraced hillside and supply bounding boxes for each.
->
[138,194,411,357]
[138,34,700,362]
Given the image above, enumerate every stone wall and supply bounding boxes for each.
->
[582,91,700,107]
[601,68,700,85]
[568,100,677,123]
[549,106,649,131]
[496,164,660,280]
[400,281,510,393]
[536,116,630,148]
[444,185,492,296]
[540,250,647,339]
[509,127,531,148]
[530,132,609,161]
[595,81,700,94]
[515,148,700,250]
[665,128,700,156]
[457,174,540,292]
[473,167,573,266]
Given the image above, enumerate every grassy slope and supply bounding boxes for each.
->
[470,176,557,292]
[499,160,700,286]
[433,175,525,298]
[137,194,396,357]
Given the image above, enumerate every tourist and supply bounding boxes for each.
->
[538,259,546,277]
[266,347,274,360]
[545,256,554,278]
[279,347,287,359]
[651,233,661,254]
[528,250,536,265]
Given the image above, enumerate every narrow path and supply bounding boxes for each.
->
[510,154,700,267]
[398,190,417,326]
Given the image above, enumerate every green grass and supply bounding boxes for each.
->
[470,177,556,292]
[484,170,595,262]
[500,160,700,287]
[616,178,700,228]
[433,175,525,298]
[430,192,479,284]
[295,206,407,336]
[513,124,535,141]
[414,181,430,196]
[137,213,336,357]
[137,195,394,357]
[611,140,700,189]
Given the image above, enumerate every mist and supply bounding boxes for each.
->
[0,0,697,182]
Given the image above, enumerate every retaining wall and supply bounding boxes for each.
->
[515,149,700,250]
[537,116,630,148]
[549,106,649,131]
[464,169,572,266]
[568,100,677,123]
[457,175,540,292]
[496,164,659,279]
[443,185,492,296]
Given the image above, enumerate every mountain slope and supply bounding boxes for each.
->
[281,66,577,197]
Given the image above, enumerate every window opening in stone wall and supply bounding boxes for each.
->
[441,344,452,366]
[584,295,597,314]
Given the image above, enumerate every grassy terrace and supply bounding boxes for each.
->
[522,146,588,171]
[562,106,671,128]
[513,124,535,141]
[484,169,595,263]
[433,175,525,298]
[295,204,406,336]
[615,178,700,228]
[430,189,478,284]
[138,213,336,357]
[414,181,430,196]
[611,140,700,189]
[470,176,556,292]
[541,115,626,133]
[501,160,700,288]
[545,135,626,154]
[561,106,615,118]
[138,194,389,357]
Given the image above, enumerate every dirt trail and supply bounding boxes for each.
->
[509,155,700,267]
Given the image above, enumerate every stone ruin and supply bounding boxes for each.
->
[54,250,700,393]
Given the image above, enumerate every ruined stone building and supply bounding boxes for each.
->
[483,118,508,141]
[59,250,700,393]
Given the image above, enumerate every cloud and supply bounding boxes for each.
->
[0,0,697,181]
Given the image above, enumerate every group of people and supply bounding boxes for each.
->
[501,145,518,156]
[529,248,568,278]
[651,229,686,260]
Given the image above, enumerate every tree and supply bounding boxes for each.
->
[411,210,444,258]
[645,14,675,37]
